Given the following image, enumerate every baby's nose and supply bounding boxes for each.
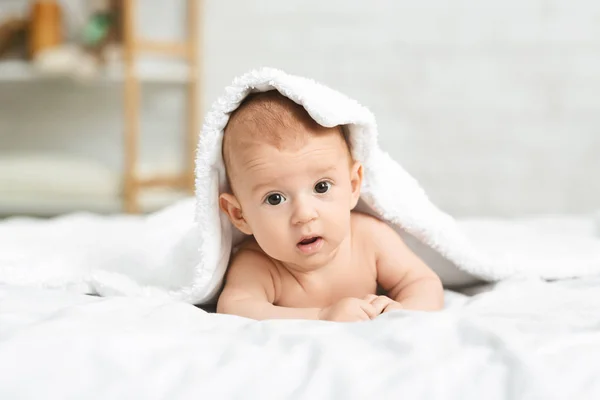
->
[291,198,318,225]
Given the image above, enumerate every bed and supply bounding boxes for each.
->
[1,277,600,399]
[1,211,599,399]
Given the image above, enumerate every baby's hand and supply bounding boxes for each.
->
[364,295,403,314]
[318,297,387,322]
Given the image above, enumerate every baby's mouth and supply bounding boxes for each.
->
[296,236,324,254]
[298,236,320,245]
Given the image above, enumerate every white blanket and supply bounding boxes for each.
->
[1,278,600,399]
[1,67,600,304]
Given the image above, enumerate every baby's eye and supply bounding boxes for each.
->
[314,181,331,194]
[265,193,285,205]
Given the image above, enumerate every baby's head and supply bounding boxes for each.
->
[219,90,363,270]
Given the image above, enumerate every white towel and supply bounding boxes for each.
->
[190,67,600,303]
[1,67,599,304]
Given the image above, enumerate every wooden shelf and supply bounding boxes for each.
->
[0,0,202,215]
[0,190,190,216]
[0,59,190,84]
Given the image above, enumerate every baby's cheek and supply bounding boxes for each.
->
[257,229,292,261]
[329,195,353,216]
[254,214,289,246]
[322,202,352,232]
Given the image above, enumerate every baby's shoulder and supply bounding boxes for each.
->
[229,237,277,273]
[350,211,398,245]
[350,211,385,232]
[222,238,281,304]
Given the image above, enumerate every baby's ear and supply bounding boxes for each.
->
[349,161,363,208]
[219,193,252,235]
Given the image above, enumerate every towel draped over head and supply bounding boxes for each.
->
[186,67,600,304]
[1,67,598,304]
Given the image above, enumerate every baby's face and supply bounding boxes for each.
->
[224,128,362,271]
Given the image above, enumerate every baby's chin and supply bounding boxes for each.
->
[266,247,340,273]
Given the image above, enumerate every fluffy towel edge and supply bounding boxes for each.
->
[188,67,511,305]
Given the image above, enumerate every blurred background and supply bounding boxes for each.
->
[0,0,598,218]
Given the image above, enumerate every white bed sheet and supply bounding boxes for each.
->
[1,277,600,400]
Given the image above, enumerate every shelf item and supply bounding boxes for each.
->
[29,1,63,58]
[0,152,190,216]
[0,152,117,198]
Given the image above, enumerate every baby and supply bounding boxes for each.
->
[217,90,443,322]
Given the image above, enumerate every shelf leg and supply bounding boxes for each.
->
[186,0,202,194]
[123,0,140,213]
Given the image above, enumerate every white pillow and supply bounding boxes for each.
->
[0,153,117,197]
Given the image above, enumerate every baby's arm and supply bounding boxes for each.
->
[217,249,322,320]
[371,218,444,311]
[218,248,385,321]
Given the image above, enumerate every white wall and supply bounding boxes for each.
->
[1,0,599,217]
